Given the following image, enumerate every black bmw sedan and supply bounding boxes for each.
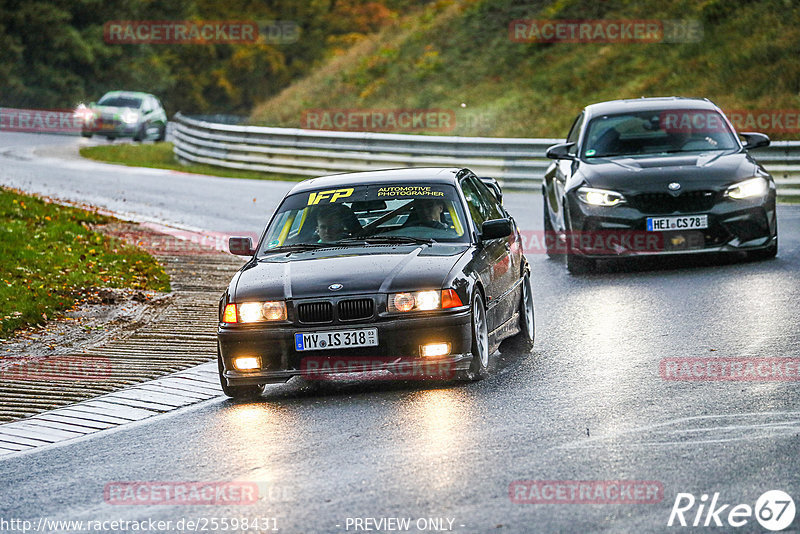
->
[543,97,778,273]
[217,168,534,399]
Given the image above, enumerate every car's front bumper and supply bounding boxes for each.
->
[81,120,140,136]
[565,192,777,259]
[218,309,473,386]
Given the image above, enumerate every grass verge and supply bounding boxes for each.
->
[0,188,171,339]
[250,0,800,141]
[79,142,302,182]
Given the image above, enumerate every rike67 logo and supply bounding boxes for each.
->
[668,490,796,531]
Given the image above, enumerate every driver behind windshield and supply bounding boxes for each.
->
[315,203,357,242]
[405,198,448,230]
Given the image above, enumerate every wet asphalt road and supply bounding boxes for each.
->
[1,132,799,533]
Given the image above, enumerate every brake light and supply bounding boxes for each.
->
[441,289,463,309]
[222,303,238,323]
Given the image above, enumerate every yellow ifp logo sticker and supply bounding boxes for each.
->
[307,188,354,205]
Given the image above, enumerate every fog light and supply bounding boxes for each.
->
[233,356,260,371]
[421,342,450,358]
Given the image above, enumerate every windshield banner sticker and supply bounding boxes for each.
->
[307,188,354,205]
[376,186,445,198]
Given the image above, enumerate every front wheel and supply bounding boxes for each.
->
[564,204,596,274]
[218,351,263,400]
[499,272,535,353]
[133,124,146,142]
[460,292,489,381]
[543,196,561,259]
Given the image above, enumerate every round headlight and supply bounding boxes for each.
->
[393,293,415,312]
[262,301,286,321]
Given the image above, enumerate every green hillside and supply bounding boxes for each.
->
[250,0,800,139]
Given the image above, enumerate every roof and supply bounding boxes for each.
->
[584,97,720,119]
[288,167,465,194]
[100,90,154,99]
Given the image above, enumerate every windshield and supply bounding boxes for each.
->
[259,183,469,255]
[582,109,739,158]
[97,95,142,108]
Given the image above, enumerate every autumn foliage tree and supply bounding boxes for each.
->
[0,0,422,115]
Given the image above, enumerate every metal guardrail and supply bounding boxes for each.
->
[172,113,800,197]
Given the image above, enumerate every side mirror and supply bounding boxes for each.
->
[546,142,576,160]
[228,236,254,256]
[480,218,512,241]
[740,132,770,150]
[479,177,503,203]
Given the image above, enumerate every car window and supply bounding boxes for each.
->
[566,112,584,154]
[469,176,505,220]
[259,183,469,253]
[97,95,143,108]
[582,110,739,158]
[459,177,488,231]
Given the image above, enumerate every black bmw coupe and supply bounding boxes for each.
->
[217,168,534,398]
[543,97,778,273]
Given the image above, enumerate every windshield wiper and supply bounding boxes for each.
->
[261,243,329,254]
[341,236,435,245]
[655,148,733,154]
[587,153,633,158]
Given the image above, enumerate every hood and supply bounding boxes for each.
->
[91,105,139,117]
[232,245,468,302]
[577,151,759,192]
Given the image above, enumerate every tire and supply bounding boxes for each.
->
[218,351,263,400]
[133,125,145,142]
[499,272,535,353]
[543,196,561,259]
[81,131,93,138]
[461,292,489,381]
[564,203,595,274]
[156,124,167,142]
